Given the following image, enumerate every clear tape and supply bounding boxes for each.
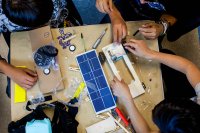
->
[51,76,89,107]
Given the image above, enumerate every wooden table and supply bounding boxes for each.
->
[11,21,164,132]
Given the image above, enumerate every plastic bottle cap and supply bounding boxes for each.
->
[69,45,76,52]
[43,68,50,75]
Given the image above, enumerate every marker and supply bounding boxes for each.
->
[92,28,107,49]
[133,30,139,36]
[81,33,86,52]
[115,107,129,126]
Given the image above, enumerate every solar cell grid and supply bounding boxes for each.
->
[76,50,116,114]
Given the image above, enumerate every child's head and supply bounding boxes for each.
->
[2,0,54,27]
[153,98,200,133]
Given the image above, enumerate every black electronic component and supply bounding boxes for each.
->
[98,52,106,64]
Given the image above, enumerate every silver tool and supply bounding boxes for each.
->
[92,28,107,49]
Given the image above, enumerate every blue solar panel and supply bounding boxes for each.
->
[76,50,116,114]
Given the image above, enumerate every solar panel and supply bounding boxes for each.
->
[76,50,116,114]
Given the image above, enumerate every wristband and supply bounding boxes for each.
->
[158,18,170,35]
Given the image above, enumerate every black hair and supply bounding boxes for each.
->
[2,0,53,27]
[152,98,200,133]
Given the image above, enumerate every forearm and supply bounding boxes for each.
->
[0,60,15,77]
[148,51,200,87]
[108,4,122,21]
[123,99,151,133]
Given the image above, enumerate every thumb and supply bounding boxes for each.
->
[141,23,154,28]
[124,46,137,55]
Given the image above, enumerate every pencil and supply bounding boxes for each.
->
[133,30,139,36]
[81,33,86,52]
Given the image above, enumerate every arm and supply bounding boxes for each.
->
[0,60,38,89]
[108,4,127,42]
[124,39,200,87]
[110,77,156,133]
[96,0,127,42]
[139,14,177,40]
[96,0,113,13]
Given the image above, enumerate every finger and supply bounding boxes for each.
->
[96,2,102,12]
[113,91,117,96]
[139,27,153,33]
[140,31,156,38]
[103,1,111,13]
[96,1,104,13]
[141,23,154,28]
[24,69,37,77]
[124,46,137,54]
[24,80,35,86]
[129,38,138,43]
[144,36,156,40]
[118,27,122,43]
[21,83,32,90]
[99,1,106,13]
[25,74,38,82]
[108,0,113,11]
[122,25,127,39]
[123,43,133,48]
[110,80,115,87]
[113,26,118,42]
[140,0,148,4]
[129,39,142,45]
[123,42,137,49]
[121,79,126,84]
[113,76,119,82]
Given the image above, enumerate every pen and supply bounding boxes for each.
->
[92,28,107,49]
[81,33,86,52]
[133,30,139,36]
[115,107,129,126]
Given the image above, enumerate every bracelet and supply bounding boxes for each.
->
[158,19,170,35]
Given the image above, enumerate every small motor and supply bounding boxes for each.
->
[98,52,106,64]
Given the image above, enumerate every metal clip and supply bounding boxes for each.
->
[68,66,80,72]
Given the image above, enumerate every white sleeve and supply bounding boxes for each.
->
[195,83,200,105]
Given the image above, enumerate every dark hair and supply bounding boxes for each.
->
[2,0,53,27]
[152,98,200,133]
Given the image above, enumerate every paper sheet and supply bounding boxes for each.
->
[14,66,27,103]
[14,84,26,103]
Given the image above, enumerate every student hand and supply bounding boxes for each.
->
[96,0,113,13]
[140,0,148,4]
[10,67,38,90]
[110,15,127,43]
[123,39,154,59]
[139,22,163,40]
[110,76,132,102]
